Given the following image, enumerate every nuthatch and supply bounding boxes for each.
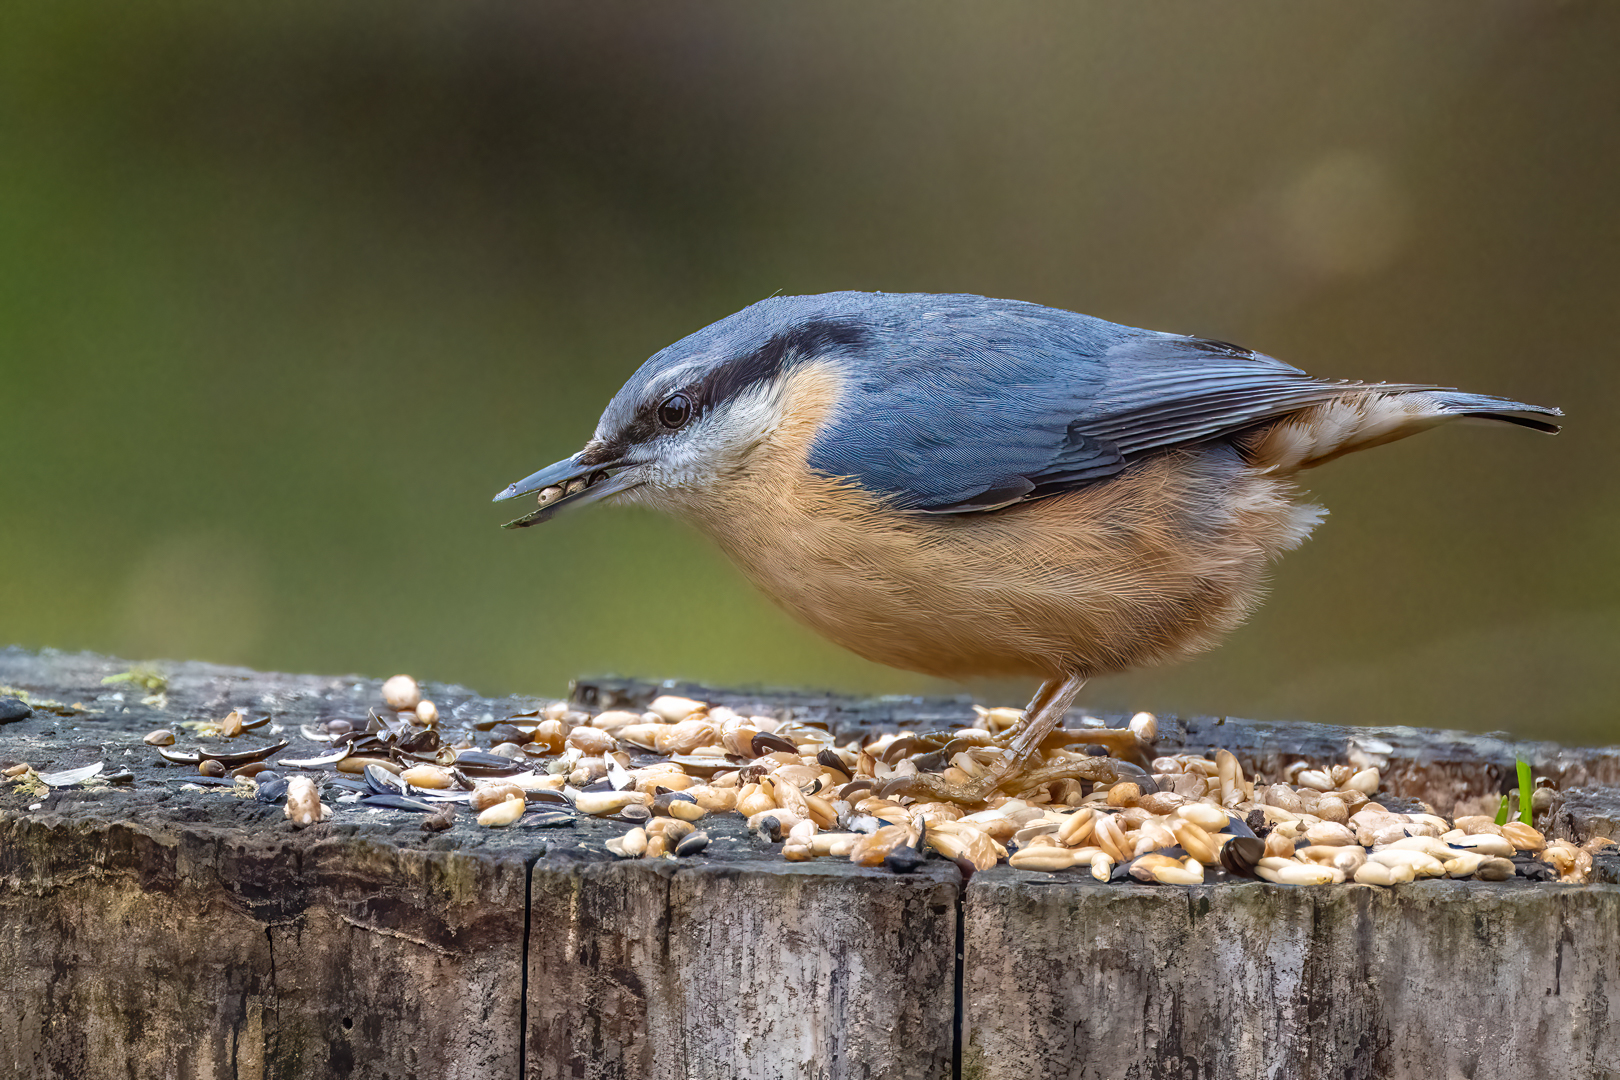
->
[495,292,1559,792]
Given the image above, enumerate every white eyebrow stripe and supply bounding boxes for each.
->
[643,359,714,399]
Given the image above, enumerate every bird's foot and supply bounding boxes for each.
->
[873,672,1160,805]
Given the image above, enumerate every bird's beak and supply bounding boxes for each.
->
[492,452,642,528]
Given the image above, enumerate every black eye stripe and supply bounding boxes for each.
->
[609,317,870,450]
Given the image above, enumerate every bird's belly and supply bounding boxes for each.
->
[700,447,1319,680]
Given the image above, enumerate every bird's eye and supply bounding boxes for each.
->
[658,393,693,430]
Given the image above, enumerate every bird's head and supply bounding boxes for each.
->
[493,295,872,526]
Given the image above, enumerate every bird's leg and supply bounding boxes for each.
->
[998,671,1090,777]
[875,672,1092,806]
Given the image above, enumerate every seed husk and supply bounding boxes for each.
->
[336,755,401,776]
[751,810,802,842]
[1354,861,1412,886]
[359,793,437,813]
[1128,854,1179,883]
[667,800,707,822]
[1149,856,1204,885]
[647,695,707,723]
[144,729,175,747]
[735,786,776,818]
[572,789,651,816]
[1304,822,1356,847]
[657,719,720,756]
[1175,803,1229,833]
[1382,835,1455,862]
[471,784,527,811]
[1010,846,1085,872]
[1313,795,1350,825]
[647,817,695,842]
[675,830,710,857]
[1171,820,1218,865]
[653,789,697,814]
[1500,822,1545,852]
[1295,769,1334,792]
[256,776,290,804]
[685,785,737,813]
[849,824,911,867]
[769,777,810,820]
[926,823,1002,872]
[1128,712,1157,744]
[402,765,454,790]
[750,732,800,758]
[1219,836,1264,876]
[804,794,839,828]
[1092,814,1129,861]
[284,776,327,828]
[1136,791,1185,816]
[810,832,859,857]
[1057,807,1097,846]
[1330,846,1367,875]
[817,749,853,778]
[1106,782,1141,808]
[566,727,616,756]
[1257,861,1342,885]
[477,795,525,828]
[1347,767,1381,795]
[591,710,645,731]
[1369,849,1447,878]
[1214,749,1246,807]
[381,675,421,712]
[1447,833,1515,858]
[165,739,290,767]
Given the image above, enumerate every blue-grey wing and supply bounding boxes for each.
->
[806,303,1389,513]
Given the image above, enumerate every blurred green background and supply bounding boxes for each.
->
[2,2,1616,743]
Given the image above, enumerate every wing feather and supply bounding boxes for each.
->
[797,294,1526,513]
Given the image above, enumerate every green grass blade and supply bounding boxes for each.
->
[1517,759,1534,826]
[1495,793,1512,826]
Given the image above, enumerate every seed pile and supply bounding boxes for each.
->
[126,675,1611,885]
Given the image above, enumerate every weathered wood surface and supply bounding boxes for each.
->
[2,647,1619,1080]
[0,813,528,1080]
[963,871,1620,1080]
[526,859,957,1080]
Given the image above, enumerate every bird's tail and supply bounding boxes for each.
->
[1241,386,1561,473]
[1422,390,1563,433]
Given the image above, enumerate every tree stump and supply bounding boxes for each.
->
[1,647,1616,1079]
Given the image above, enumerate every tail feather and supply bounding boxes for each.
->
[1243,386,1561,473]
[1426,390,1563,434]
